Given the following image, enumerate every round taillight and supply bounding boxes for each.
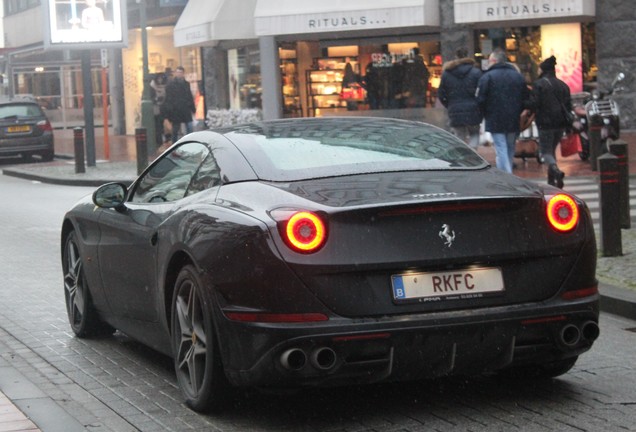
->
[546,194,579,232]
[284,211,326,253]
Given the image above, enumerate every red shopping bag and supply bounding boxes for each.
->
[340,83,365,101]
[560,132,582,157]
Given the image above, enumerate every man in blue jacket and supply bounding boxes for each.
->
[438,48,483,149]
[476,49,529,173]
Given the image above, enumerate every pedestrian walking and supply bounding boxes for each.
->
[476,48,530,173]
[529,55,572,188]
[163,66,195,144]
[437,47,483,148]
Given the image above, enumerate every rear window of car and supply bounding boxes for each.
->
[0,103,43,119]
[222,118,487,181]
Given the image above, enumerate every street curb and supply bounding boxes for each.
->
[2,167,132,187]
[599,282,636,321]
[2,159,137,187]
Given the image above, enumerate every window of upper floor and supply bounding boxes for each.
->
[5,0,40,16]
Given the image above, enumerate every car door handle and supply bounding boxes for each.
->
[150,232,158,246]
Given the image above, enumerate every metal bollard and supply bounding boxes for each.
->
[73,127,85,174]
[587,120,603,172]
[598,153,622,256]
[135,128,148,176]
[608,140,630,229]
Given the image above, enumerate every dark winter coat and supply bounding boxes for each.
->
[402,56,429,107]
[476,62,529,133]
[437,58,483,127]
[530,73,572,130]
[163,78,196,123]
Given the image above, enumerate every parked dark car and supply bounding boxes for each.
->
[61,117,599,412]
[0,96,55,161]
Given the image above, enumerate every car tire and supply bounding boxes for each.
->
[499,356,579,380]
[172,265,230,412]
[63,231,114,337]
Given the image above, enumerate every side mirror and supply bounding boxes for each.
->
[92,182,128,210]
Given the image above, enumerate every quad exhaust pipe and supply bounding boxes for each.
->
[310,347,337,370]
[280,347,338,371]
[280,348,307,371]
[582,321,600,341]
[558,321,600,348]
[560,324,581,347]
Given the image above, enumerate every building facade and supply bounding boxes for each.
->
[1,0,195,136]
[1,0,634,134]
[176,0,635,129]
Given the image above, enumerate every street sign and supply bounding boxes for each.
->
[101,49,108,68]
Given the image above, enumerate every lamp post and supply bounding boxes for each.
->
[139,0,156,158]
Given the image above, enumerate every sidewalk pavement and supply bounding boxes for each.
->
[1,127,636,431]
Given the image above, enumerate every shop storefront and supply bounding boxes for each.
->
[275,39,442,118]
[174,0,635,129]
[122,25,203,135]
[454,0,596,93]
[1,1,189,133]
[7,48,107,129]
[253,0,442,121]
[173,0,259,113]
[469,23,596,91]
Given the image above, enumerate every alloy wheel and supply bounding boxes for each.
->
[174,277,208,399]
[64,234,86,332]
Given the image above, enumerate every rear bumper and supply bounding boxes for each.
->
[0,134,54,156]
[216,294,599,388]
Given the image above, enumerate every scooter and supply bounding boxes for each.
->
[571,92,592,161]
[584,72,625,167]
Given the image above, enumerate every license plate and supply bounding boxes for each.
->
[7,125,31,133]
[391,267,504,302]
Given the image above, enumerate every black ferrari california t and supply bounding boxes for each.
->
[61,117,599,411]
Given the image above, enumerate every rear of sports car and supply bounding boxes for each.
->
[209,118,599,388]
[212,171,598,388]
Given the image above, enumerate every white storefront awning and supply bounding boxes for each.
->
[174,0,256,47]
[254,0,440,36]
[454,0,595,24]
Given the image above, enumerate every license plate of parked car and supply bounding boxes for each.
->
[7,125,31,133]
[391,267,504,301]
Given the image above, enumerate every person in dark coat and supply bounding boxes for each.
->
[362,63,380,110]
[341,62,359,111]
[389,59,405,108]
[164,66,195,144]
[438,48,483,148]
[476,48,530,173]
[530,55,573,188]
[402,48,430,108]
